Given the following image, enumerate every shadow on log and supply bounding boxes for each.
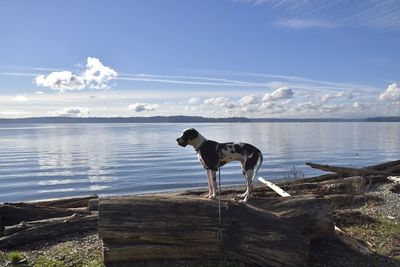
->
[99,194,334,267]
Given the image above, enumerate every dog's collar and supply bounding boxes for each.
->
[195,139,207,152]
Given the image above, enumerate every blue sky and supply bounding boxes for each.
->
[0,0,399,118]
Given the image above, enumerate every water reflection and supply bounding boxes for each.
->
[0,122,399,202]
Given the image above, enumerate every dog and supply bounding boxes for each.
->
[176,128,263,203]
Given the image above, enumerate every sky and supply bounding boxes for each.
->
[0,0,399,118]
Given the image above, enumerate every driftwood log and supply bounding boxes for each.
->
[99,194,334,267]
[305,160,400,183]
[0,213,97,248]
[29,195,98,209]
[306,162,395,177]
[0,195,98,227]
[0,203,74,227]
[259,177,372,255]
[0,195,99,248]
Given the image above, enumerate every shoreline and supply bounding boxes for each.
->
[1,181,399,266]
[1,161,399,266]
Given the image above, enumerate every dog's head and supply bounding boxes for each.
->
[176,128,199,147]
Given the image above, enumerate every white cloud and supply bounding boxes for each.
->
[321,92,345,103]
[236,0,400,29]
[240,105,258,113]
[203,97,236,109]
[35,71,85,92]
[34,57,117,92]
[352,101,367,110]
[128,103,158,112]
[0,110,33,116]
[188,97,200,104]
[294,101,321,112]
[238,94,260,106]
[184,106,198,111]
[259,102,275,110]
[12,95,29,102]
[379,83,400,102]
[320,103,342,113]
[51,106,90,117]
[83,57,118,89]
[263,87,294,102]
[277,19,335,29]
[35,91,45,95]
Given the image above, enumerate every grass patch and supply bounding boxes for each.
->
[34,256,66,267]
[84,259,104,267]
[343,217,400,259]
[7,251,24,264]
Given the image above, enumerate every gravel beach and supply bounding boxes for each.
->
[1,180,399,267]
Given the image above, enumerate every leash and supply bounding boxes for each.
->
[217,166,223,242]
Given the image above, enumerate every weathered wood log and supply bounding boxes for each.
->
[387,165,400,174]
[30,195,98,208]
[305,160,400,183]
[248,196,334,240]
[99,195,334,267]
[365,160,400,172]
[334,226,371,255]
[305,162,394,177]
[0,203,74,226]
[88,198,99,211]
[0,213,97,248]
[304,173,339,183]
[257,179,372,255]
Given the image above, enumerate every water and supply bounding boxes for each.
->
[0,122,399,203]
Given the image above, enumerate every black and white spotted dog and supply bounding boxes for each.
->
[176,128,263,203]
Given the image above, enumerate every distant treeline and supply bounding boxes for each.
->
[0,116,399,123]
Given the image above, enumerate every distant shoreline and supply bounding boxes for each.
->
[0,115,399,123]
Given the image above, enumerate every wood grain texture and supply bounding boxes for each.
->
[99,195,334,266]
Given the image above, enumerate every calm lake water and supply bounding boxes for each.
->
[0,122,399,202]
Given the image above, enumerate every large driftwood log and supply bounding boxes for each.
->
[30,195,98,209]
[306,162,395,177]
[99,195,334,267]
[365,160,400,172]
[0,213,97,248]
[0,203,74,226]
[305,160,400,183]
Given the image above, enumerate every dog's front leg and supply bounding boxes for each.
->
[202,169,212,198]
[209,170,217,199]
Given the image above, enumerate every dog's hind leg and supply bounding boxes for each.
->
[237,161,249,199]
[240,169,255,203]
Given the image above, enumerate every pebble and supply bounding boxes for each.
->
[359,182,400,219]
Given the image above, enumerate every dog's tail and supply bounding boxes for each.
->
[253,150,263,179]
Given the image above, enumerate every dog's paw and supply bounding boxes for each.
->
[238,199,248,204]
[236,193,246,199]
[202,193,211,198]
[208,194,216,199]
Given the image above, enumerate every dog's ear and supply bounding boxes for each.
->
[183,128,199,141]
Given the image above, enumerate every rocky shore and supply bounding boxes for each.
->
[0,182,399,267]
[1,161,399,267]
